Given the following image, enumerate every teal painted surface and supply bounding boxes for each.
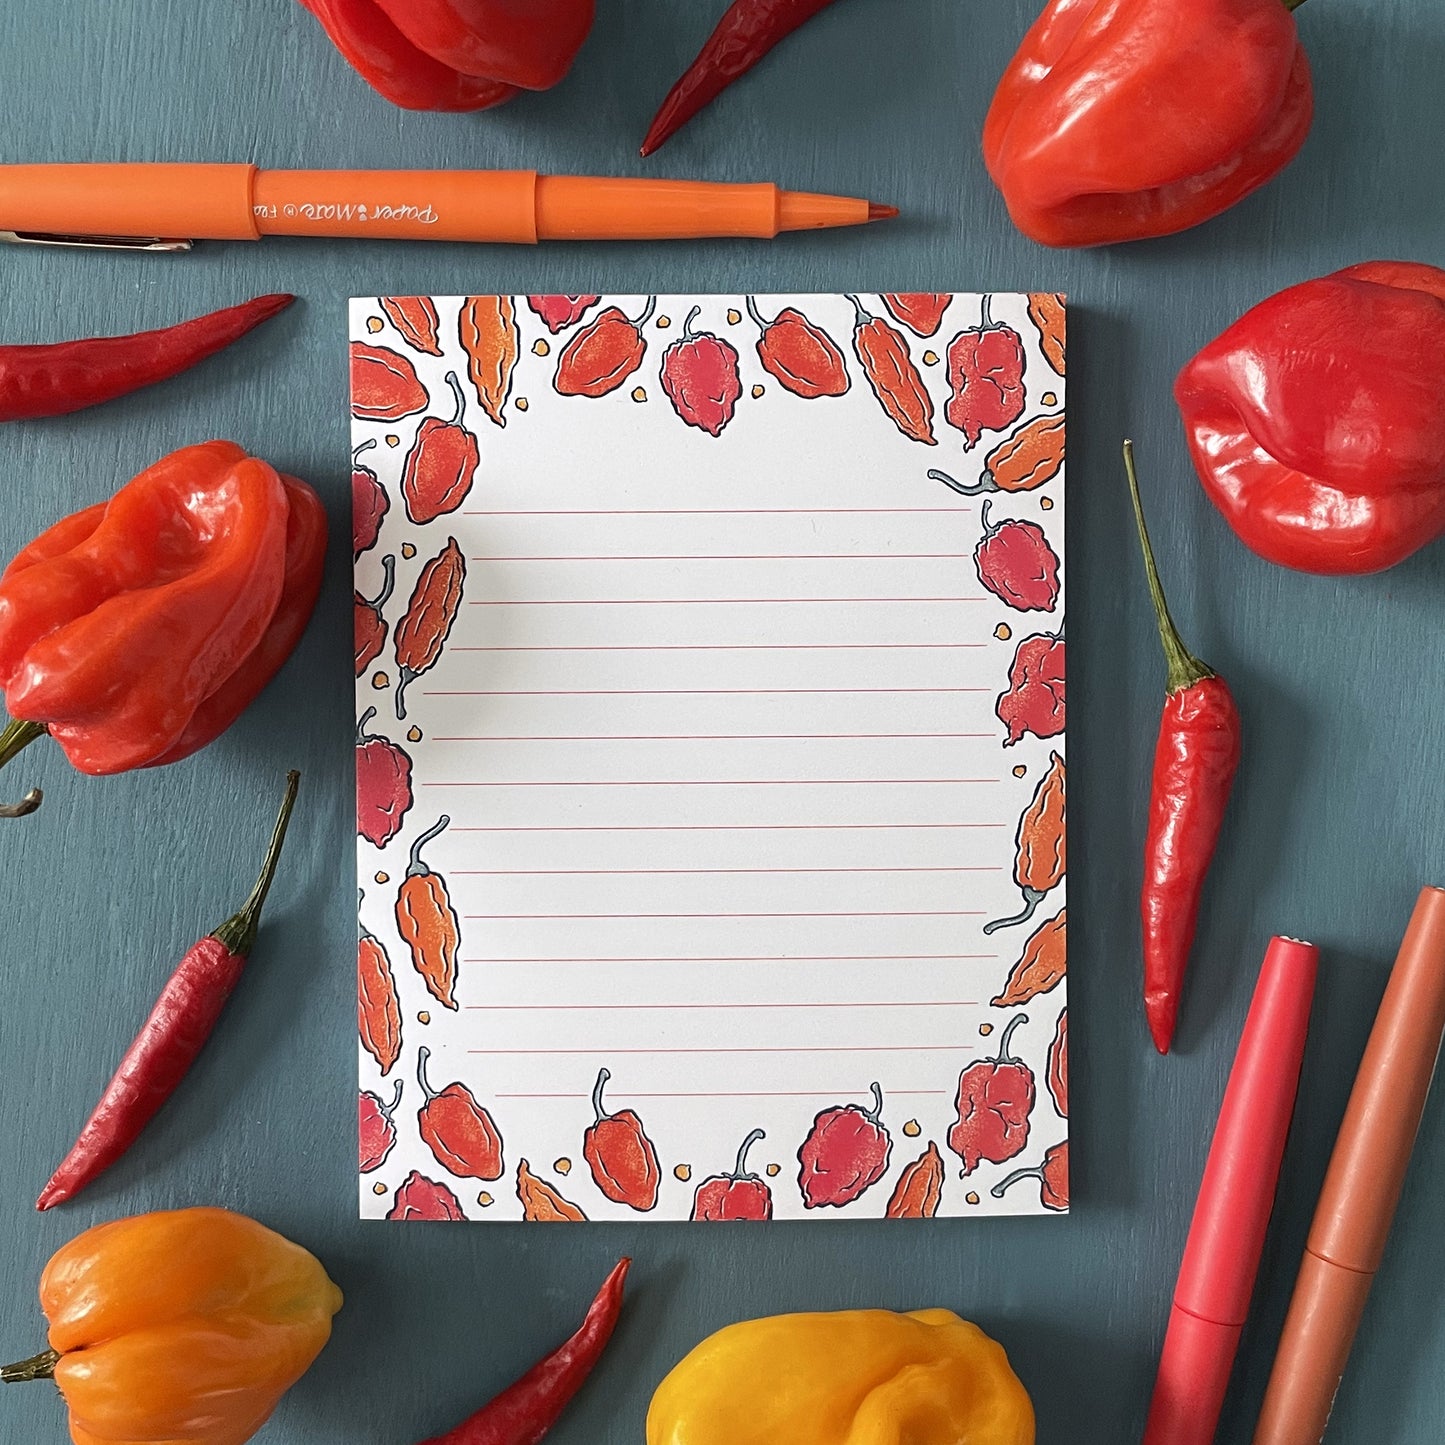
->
[0,0,1442,1439]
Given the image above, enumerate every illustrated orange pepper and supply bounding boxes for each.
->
[554,297,657,397]
[931,415,1066,498]
[460,294,519,426]
[985,752,1065,933]
[393,535,466,720]
[845,294,936,445]
[1027,293,1066,375]
[358,890,402,1075]
[884,1141,945,1219]
[517,1159,588,1221]
[992,909,1067,1008]
[881,293,950,338]
[351,340,429,420]
[583,1068,661,1211]
[381,296,443,356]
[395,814,461,1010]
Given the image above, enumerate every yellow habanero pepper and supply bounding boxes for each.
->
[2,1207,342,1445]
[647,1307,1034,1445]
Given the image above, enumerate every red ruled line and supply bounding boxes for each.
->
[462,954,1000,962]
[451,643,985,651]
[427,778,1000,787]
[460,507,972,516]
[470,553,974,561]
[470,1045,973,1055]
[462,910,989,920]
[449,823,1006,832]
[495,1090,953,1098]
[466,1000,982,1010]
[432,733,994,741]
[424,687,990,696]
[450,866,1001,875]
[467,597,986,605]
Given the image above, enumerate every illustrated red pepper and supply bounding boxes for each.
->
[415,1258,628,1445]
[691,1128,771,1221]
[745,296,849,399]
[358,892,403,1076]
[947,1013,1035,1178]
[297,0,520,111]
[355,555,396,677]
[660,307,742,437]
[396,814,462,1009]
[991,1140,1068,1212]
[583,1068,661,1211]
[0,294,294,422]
[996,629,1065,746]
[1175,260,1445,574]
[403,373,481,524]
[1047,1008,1068,1119]
[973,499,1060,613]
[946,297,1026,450]
[356,707,413,848]
[641,0,843,156]
[1125,442,1241,1055]
[416,1046,504,1180]
[353,439,389,557]
[527,296,600,334]
[554,297,656,398]
[388,1169,467,1221]
[983,0,1313,247]
[37,773,300,1209]
[394,537,466,720]
[882,294,950,338]
[845,294,935,445]
[351,340,430,420]
[360,1080,403,1172]
[885,1140,946,1219]
[797,1081,892,1209]
[382,296,444,356]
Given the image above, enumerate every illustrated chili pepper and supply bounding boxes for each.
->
[0,293,294,423]
[297,0,520,111]
[382,296,444,356]
[990,1140,1068,1212]
[797,1081,892,1209]
[691,1128,771,1221]
[357,707,414,848]
[972,500,1060,614]
[1175,261,1445,574]
[640,0,843,156]
[353,439,389,556]
[396,814,463,1009]
[554,297,657,398]
[403,373,481,525]
[992,909,1067,1008]
[659,307,742,437]
[947,1013,1035,1178]
[360,1080,403,1171]
[583,1067,661,1211]
[881,294,950,338]
[983,0,1312,247]
[885,1141,946,1219]
[355,554,396,677]
[416,1258,628,1445]
[352,340,430,420]
[528,295,601,333]
[845,294,935,445]
[394,536,466,720]
[1027,293,1066,375]
[945,297,1026,450]
[1125,441,1241,1054]
[996,628,1065,746]
[517,1159,588,1221]
[744,296,848,399]
[358,891,403,1075]
[389,1169,467,1220]
[985,751,1066,934]
[37,773,300,1209]
[931,413,1066,498]
[460,295,519,427]
[416,1046,503,1179]
[1047,1008,1067,1119]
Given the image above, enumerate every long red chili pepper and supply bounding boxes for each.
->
[36,772,301,1209]
[1125,441,1241,1055]
[0,294,294,422]
[417,1257,630,1445]
[640,0,842,156]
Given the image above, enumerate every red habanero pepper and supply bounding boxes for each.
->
[583,1068,661,1211]
[744,296,848,399]
[382,297,444,357]
[660,308,742,437]
[947,1013,1035,1177]
[353,439,390,557]
[416,1046,504,1180]
[991,1141,1068,1212]
[0,294,294,423]
[881,294,950,338]
[983,0,1313,248]
[1175,261,1445,574]
[996,630,1065,746]
[403,372,481,524]
[1047,1007,1068,1119]
[356,708,414,848]
[351,341,429,420]
[415,1258,629,1445]
[527,296,600,334]
[355,555,396,678]
[691,1129,772,1221]
[946,297,1026,450]
[360,1080,403,1171]
[797,1082,892,1209]
[389,1169,467,1221]
[973,499,1060,613]
[1125,441,1241,1055]
[554,298,656,398]
[37,773,300,1209]
[641,0,843,156]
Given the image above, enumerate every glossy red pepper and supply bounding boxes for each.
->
[984,0,1313,247]
[1176,261,1445,574]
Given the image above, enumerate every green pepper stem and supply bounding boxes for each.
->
[0,718,46,818]
[1,1348,58,1383]
[1122,440,1214,695]
[211,771,301,957]
[1284,0,1306,9]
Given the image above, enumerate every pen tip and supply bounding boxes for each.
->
[868,202,900,221]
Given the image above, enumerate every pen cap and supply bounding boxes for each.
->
[1309,885,1445,1273]
[1176,936,1319,1325]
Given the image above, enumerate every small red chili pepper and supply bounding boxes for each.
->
[0,294,294,422]
[744,296,848,399]
[641,0,842,156]
[974,499,1060,613]
[403,372,481,524]
[797,1081,892,1209]
[351,341,429,421]
[1125,441,1241,1055]
[582,1068,661,1211]
[659,307,742,436]
[996,629,1065,746]
[416,1258,629,1445]
[947,1013,1035,1178]
[388,1169,467,1221]
[527,296,600,334]
[881,294,949,338]
[356,708,413,848]
[416,1046,504,1180]
[946,296,1027,450]
[352,439,389,557]
[360,1080,403,1172]
[991,1140,1068,1212]
[37,772,300,1209]
[691,1128,772,1221]
[354,554,396,677]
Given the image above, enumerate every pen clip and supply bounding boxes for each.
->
[0,230,192,253]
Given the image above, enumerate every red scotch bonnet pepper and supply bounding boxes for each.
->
[984,0,1313,247]
[1176,261,1445,573]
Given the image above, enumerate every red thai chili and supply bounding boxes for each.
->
[1125,441,1241,1055]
